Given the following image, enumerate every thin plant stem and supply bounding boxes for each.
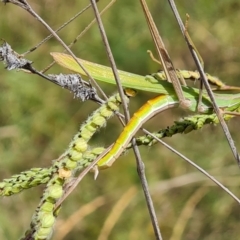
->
[142,129,240,204]
[89,1,163,239]
[167,0,240,164]
[13,0,101,94]
[22,4,92,56]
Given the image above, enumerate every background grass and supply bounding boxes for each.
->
[0,0,240,239]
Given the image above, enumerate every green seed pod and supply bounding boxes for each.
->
[0,182,6,189]
[92,115,106,127]
[91,147,105,155]
[78,158,90,167]
[1,186,13,196]
[81,152,94,161]
[48,175,62,185]
[31,178,42,186]
[11,185,21,194]
[73,138,88,152]
[84,123,96,133]
[34,226,53,240]
[99,107,113,118]
[47,184,63,200]
[42,177,51,184]
[18,175,28,181]
[38,212,55,228]
[107,102,119,111]
[20,182,29,189]
[63,157,77,170]
[68,149,82,162]
[40,201,55,212]
[80,128,94,140]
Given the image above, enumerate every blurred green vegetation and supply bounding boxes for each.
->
[0,0,240,239]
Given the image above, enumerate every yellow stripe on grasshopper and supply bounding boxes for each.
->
[97,95,178,169]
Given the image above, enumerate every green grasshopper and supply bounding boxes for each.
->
[51,52,240,169]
